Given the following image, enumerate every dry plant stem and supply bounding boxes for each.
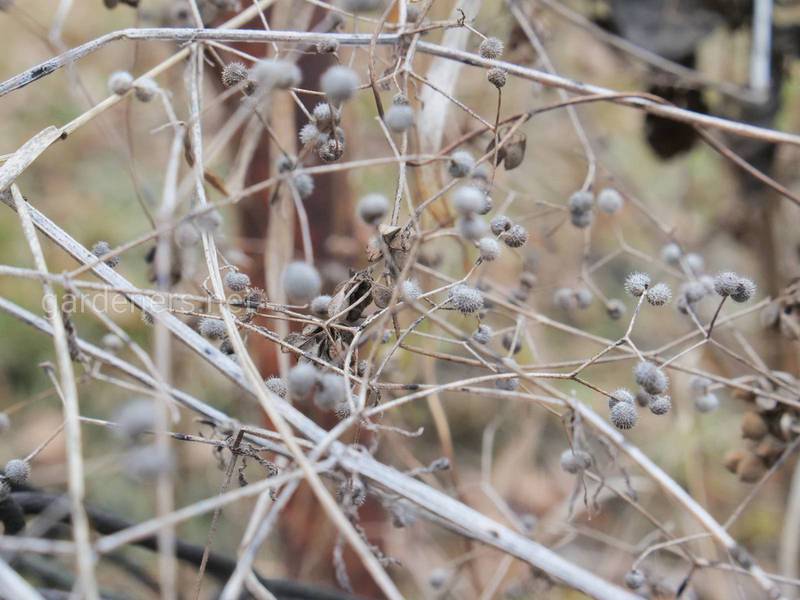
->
[10,185,99,600]
[0,557,43,600]
[185,46,403,600]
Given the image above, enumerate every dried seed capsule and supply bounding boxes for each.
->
[741,412,768,441]
[606,299,626,320]
[310,295,332,317]
[731,276,756,303]
[624,569,645,590]
[250,59,302,90]
[384,96,415,132]
[199,317,226,340]
[357,193,390,225]
[575,287,593,309]
[501,224,528,248]
[624,272,651,297]
[472,324,492,344]
[478,237,500,261]
[457,215,488,241]
[487,67,507,88]
[316,39,339,54]
[265,376,288,398]
[597,187,623,214]
[448,151,475,178]
[685,252,704,274]
[694,392,719,413]
[610,402,638,430]
[4,459,30,485]
[646,282,672,306]
[321,65,359,102]
[133,78,158,102]
[224,271,251,292]
[453,185,486,216]
[568,190,593,214]
[634,361,668,395]
[648,394,671,415]
[282,262,322,304]
[479,37,504,60]
[299,122,319,145]
[736,452,766,483]
[489,216,510,236]
[288,362,319,399]
[222,62,248,88]
[635,390,654,408]
[660,242,682,264]
[92,241,119,268]
[292,172,314,199]
[314,373,347,411]
[449,284,484,314]
[554,287,576,311]
[560,449,592,474]
[401,279,422,302]
[609,388,635,410]
[501,332,522,354]
[108,71,134,95]
[680,281,707,304]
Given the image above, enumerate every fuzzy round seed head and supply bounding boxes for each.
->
[660,242,682,264]
[429,568,449,590]
[0,412,10,435]
[448,151,475,178]
[219,338,234,356]
[92,241,119,268]
[4,459,30,485]
[501,224,528,248]
[321,65,359,102]
[250,59,302,90]
[472,324,492,345]
[608,388,635,410]
[712,271,737,297]
[479,37,504,59]
[401,279,422,302]
[299,122,319,145]
[606,298,626,320]
[624,272,651,297]
[288,362,318,399]
[108,71,134,95]
[495,377,519,391]
[453,185,486,216]
[114,399,154,440]
[597,187,623,214]
[477,194,493,215]
[490,215,512,235]
[340,0,384,12]
[264,376,288,398]
[449,284,483,314]
[570,209,593,228]
[610,402,638,430]
[568,191,593,213]
[695,392,719,413]
[314,373,347,410]
[457,215,488,241]
[313,101,335,124]
[635,390,654,408]
[649,394,672,415]
[310,295,332,317]
[560,449,582,474]
[478,237,500,261]
[199,317,225,340]
[384,102,415,132]
[487,67,507,88]
[502,333,522,354]
[222,62,248,88]
[554,287,576,311]
[646,282,672,306]
[134,78,158,102]
[282,262,321,304]
[624,569,645,590]
[357,193,390,226]
[681,281,706,304]
[685,252,704,274]
[224,271,251,292]
[292,172,314,199]
[575,287,593,309]
[634,361,668,395]
[731,276,756,303]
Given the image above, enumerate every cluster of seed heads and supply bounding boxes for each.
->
[624,271,672,306]
[713,271,757,303]
[489,214,528,249]
[553,286,594,311]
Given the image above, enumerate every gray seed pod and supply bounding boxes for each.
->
[199,317,226,340]
[384,102,415,133]
[501,224,528,248]
[695,392,719,413]
[114,399,155,440]
[624,272,650,297]
[609,388,635,410]
[490,215,512,235]
[299,122,320,145]
[487,67,507,88]
[606,299,626,320]
[357,193,390,225]
[133,78,158,102]
[310,295,332,317]
[502,333,522,354]
[691,376,712,393]
[288,362,319,399]
[282,262,322,304]
[224,271,251,292]
[575,287,593,309]
[681,281,706,304]
[570,209,593,228]
[321,65,359,102]
[568,190,593,213]
[292,172,315,199]
[250,59,302,90]
[453,185,486,216]
[108,71,134,95]
[4,459,30,485]
[560,449,593,474]
[102,333,124,351]
[222,62,248,88]
[449,284,484,314]
[597,187,623,214]
[554,287,576,311]
[495,377,519,391]
[472,324,492,345]
[401,279,422,302]
[478,237,500,261]
[314,373,347,410]
[731,276,756,303]
[685,252,704,274]
[265,376,288,398]
[92,241,119,268]
[713,271,739,296]
[448,151,475,178]
[634,361,668,395]
[660,243,682,264]
[646,282,672,306]
[610,402,638,430]
[479,37,504,59]
[457,215,488,241]
[428,568,449,590]
[635,390,654,408]
[477,193,493,215]
[624,569,645,590]
[649,394,672,415]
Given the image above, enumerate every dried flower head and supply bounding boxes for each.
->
[501,224,528,248]
[453,185,486,216]
[695,392,719,413]
[288,362,319,399]
[680,281,706,304]
[560,449,593,474]
[321,65,359,102]
[478,237,500,261]
[448,151,475,178]
[624,272,651,297]
[597,187,623,214]
[298,123,320,147]
[609,388,635,409]
[199,317,226,340]
[401,279,422,302]
[479,37,504,60]
[490,215,512,235]
[575,287,593,309]
[472,324,492,345]
[487,67,507,88]
[634,361,669,395]
[624,569,645,590]
[384,99,415,133]
[685,252,704,274]
[356,193,390,225]
[108,71,134,95]
[449,284,484,314]
[648,394,672,415]
[250,59,302,90]
[660,242,682,264]
[310,295,332,317]
[457,215,488,241]
[568,190,594,214]
[314,373,348,410]
[554,287,576,311]
[92,241,119,268]
[610,401,638,430]
[292,172,314,199]
[265,376,288,398]
[282,262,322,304]
[606,298,626,320]
[502,332,522,354]
[224,271,251,292]
[646,282,672,306]
[570,209,593,228]
[221,62,248,88]
[133,77,158,102]
[4,459,30,485]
